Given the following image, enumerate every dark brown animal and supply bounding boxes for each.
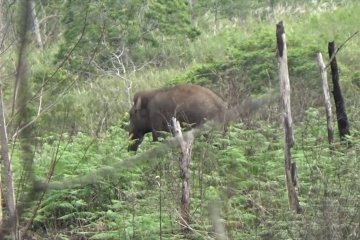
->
[128,84,228,151]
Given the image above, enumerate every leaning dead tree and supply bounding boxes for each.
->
[317,53,334,147]
[328,41,350,142]
[172,117,193,233]
[276,21,302,214]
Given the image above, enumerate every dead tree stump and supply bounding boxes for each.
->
[276,21,302,214]
[317,52,334,147]
[172,117,193,233]
[328,41,350,142]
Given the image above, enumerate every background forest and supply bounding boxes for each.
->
[1,0,360,239]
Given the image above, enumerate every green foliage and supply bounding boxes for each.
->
[55,0,200,75]
[225,26,277,92]
[4,0,360,239]
[173,22,323,97]
[145,0,199,39]
[18,105,360,239]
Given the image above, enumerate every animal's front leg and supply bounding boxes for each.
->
[150,114,164,142]
[151,131,160,141]
[151,114,170,142]
[128,136,144,152]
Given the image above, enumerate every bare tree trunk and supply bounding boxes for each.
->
[317,53,334,146]
[30,0,42,49]
[0,0,3,51]
[0,0,3,225]
[0,1,33,238]
[172,117,193,234]
[0,88,18,239]
[328,41,350,142]
[0,160,2,228]
[0,2,18,238]
[12,1,32,116]
[30,0,44,116]
[276,21,302,214]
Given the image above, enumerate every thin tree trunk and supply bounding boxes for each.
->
[0,0,3,224]
[328,41,350,142]
[172,117,193,233]
[30,0,42,49]
[1,1,33,238]
[0,88,18,239]
[29,0,44,116]
[0,0,4,50]
[276,21,302,214]
[0,158,2,228]
[317,53,334,146]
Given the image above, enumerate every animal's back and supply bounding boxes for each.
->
[150,84,227,125]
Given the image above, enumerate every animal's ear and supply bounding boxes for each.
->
[135,97,142,110]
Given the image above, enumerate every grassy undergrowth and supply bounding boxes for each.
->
[7,1,360,239]
[16,106,359,239]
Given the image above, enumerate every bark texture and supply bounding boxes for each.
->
[276,21,302,214]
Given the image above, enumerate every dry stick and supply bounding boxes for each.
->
[317,53,334,147]
[276,21,302,214]
[172,117,193,234]
[328,41,350,142]
[156,175,162,240]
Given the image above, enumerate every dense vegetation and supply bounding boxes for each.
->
[1,0,360,239]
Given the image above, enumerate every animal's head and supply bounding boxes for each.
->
[128,92,152,151]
